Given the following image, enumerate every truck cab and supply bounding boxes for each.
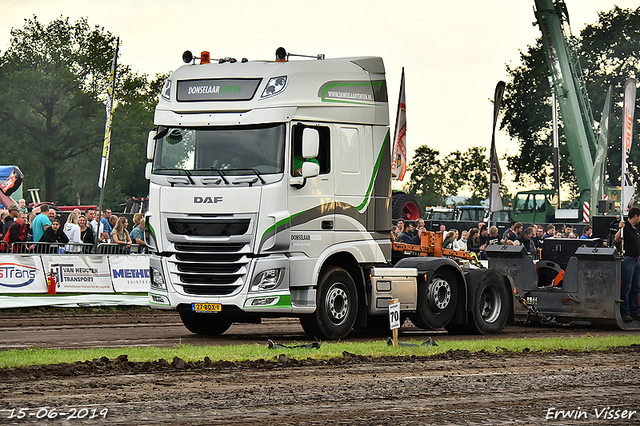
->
[146,50,392,339]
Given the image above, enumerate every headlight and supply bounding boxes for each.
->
[250,268,283,291]
[261,76,287,99]
[150,267,166,291]
[160,79,172,101]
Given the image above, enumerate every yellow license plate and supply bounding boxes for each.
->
[192,303,222,313]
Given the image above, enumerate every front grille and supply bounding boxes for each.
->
[167,218,252,296]
[175,253,244,263]
[168,219,249,236]
[177,263,242,274]
[180,275,238,284]
[175,243,245,252]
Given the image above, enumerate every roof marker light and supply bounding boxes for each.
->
[182,50,194,63]
[275,47,287,62]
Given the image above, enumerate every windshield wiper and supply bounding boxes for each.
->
[211,167,230,185]
[232,168,266,185]
[250,169,266,185]
[156,168,195,185]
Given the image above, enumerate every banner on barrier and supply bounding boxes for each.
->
[110,255,150,292]
[42,255,113,293]
[0,256,47,293]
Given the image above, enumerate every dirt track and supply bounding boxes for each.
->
[1,347,639,424]
[1,309,640,424]
[2,308,640,350]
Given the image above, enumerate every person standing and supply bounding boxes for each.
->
[532,225,545,249]
[18,198,28,214]
[100,208,113,243]
[111,217,132,252]
[544,224,556,239]
[63,212,82,253]
[395,219,405,242]
[580,225,593,239]
[78,215,95,253]
[31,204,51,243]
[517,228,536,255]
[2,204,23,251]
[130,213,146,248]
[614,207,640,322]
[454,230,469,251]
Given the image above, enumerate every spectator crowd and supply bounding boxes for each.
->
[391,218,595,260]
[0,199,146,254]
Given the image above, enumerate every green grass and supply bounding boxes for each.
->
[1,335,639,368]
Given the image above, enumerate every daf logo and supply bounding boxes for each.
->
[194,196,223,204]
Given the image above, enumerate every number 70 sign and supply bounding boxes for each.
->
[389,300,401,330]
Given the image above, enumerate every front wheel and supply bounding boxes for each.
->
[300,266,358,340]
[179,312,233,335]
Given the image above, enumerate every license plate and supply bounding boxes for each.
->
[192,303,222,313]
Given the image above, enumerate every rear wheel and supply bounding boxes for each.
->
[470,270,510,334]
[300,267,357,340]
[179,312,233,335]
[410,269,458,330]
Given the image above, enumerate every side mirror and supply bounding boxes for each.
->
[145,162,153,180]
[147,131,156,160]
[302,161,319,178]
[302,128,319,159]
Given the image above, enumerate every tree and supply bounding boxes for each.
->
[403,145,446,207]
[404,145,490,206]
[0,16,114,203]
[0,16,162,207]
[442,146,489,205]
[501,6,640,197]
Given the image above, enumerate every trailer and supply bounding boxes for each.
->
[144,48,514,339]
[486,239,639,330]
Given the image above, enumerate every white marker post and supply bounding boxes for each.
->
[389,298,400,347]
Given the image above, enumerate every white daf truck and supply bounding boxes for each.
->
[146,48,512,339]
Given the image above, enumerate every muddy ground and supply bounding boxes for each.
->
[1,309,639,424]
[1,347,639,425]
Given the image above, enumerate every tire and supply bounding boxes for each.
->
[410,268,458,330]
[468,270,510,334]
[300,266,358,340]
[179,312,233,335]
[392,192,422,221]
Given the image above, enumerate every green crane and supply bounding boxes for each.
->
[512,0,612,224]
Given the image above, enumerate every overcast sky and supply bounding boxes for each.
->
[1,0,637,191]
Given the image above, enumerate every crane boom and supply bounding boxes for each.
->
[534,0,598,207]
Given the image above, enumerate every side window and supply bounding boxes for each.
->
[535,194,547,212]
[291,124,330,175]
[515,194,533,213]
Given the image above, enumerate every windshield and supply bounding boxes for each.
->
[153,123,285,175]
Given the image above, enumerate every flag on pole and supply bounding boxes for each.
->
[98,38,119,189]
[621,78,637,212]
[490,81,506,213]
[391,68,407,181]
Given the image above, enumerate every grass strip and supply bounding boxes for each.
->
[1,334,639,368]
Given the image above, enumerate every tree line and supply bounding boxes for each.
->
[1,6,638,210]
[0,16,165,208]
[404,4,639,207]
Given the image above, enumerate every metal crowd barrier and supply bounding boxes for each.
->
[7,242,145,255]
[96,243,146,255]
